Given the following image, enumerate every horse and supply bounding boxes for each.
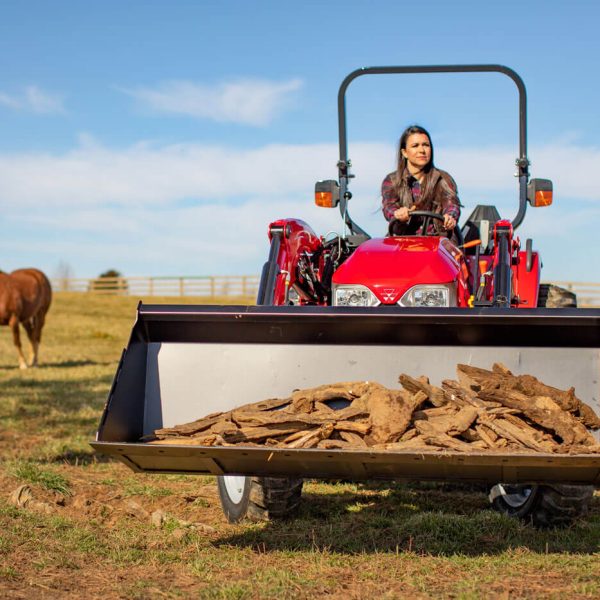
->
[0,268,52,369]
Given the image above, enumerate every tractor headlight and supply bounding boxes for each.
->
[399,284,457,307]
[333,285,380,307]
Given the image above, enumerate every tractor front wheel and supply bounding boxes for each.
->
[217,475,303,523]
[489,484,594,527]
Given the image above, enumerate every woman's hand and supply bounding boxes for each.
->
[443,214,457,230]
[393,206,413,222]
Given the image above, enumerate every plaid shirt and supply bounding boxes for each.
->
[382,170,461,227]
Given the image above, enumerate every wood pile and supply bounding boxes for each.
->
[146,363,600,454]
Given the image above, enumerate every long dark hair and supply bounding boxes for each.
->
[391,124,437,203]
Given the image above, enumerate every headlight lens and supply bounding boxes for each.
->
[333,285,380,307]
[399,284,457,307]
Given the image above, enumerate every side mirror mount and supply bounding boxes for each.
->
[315,180,340,208]
[527,178,553,207]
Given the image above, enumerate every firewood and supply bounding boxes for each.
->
[233,397,292,413]
[413,406,478,437]
[209,420,239,437]
[478,415,556,452]
[477,387,597,447]
[317,439,356,449]
[399,374,447,407]
[338,430,368,447]
[475,424,499,448]
[365,386,427,444]
[442,379,501,409]
[417,428,476,452]
[147,364,600,457]
[289,381,373,413]
[224,424,314,444]
[381,435,438,451]
[333,420,371,435]
[413,406,457,420]
[286,423,334,449]
[464,363,600,430]
[154,412,228,438]
[231,409,328,428]
[400,428,418,441]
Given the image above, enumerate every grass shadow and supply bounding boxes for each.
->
[41,359,113,368]
[50,449,114,466]
[0,358,113,371]
[215,481,600,556]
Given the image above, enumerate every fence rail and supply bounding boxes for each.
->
[551,282,600,308]
[51,275,260,299]
[50,276,600,306]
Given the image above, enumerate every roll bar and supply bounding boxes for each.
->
[336,65,530,235]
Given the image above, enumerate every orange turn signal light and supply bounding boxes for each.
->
[315,191,334,208]
[533,190,553,207]
[462,239,482,249]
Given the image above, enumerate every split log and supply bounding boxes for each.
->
[399,374,447,407]
[462,363,600,429]
[478,388,597,447]
[442,379,502,410]
[364,386,427,444]
[338,430,368,448]
[289,381,373,413]
[414,406,478,437]
[286,423,334,449]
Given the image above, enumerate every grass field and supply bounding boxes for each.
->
[0,292,599,599]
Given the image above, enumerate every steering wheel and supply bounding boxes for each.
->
[388,210,444,236]
[388,210,464,245]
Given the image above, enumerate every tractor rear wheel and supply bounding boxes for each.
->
[537,283,577,307]
[489,484,594,527]
[217,475,303,523]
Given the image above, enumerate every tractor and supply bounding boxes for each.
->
[93,66,599,528]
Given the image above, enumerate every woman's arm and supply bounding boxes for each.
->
[439,172,461,221]
[381,174,399,222]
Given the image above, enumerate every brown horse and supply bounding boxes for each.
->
[0,268,52,369]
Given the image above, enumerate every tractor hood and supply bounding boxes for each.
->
[332,236,461,305]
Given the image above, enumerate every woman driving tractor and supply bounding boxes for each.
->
[382,125,461,237]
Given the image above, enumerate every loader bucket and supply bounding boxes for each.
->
[92,304,600,485]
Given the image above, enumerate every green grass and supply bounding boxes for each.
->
[0,291,599,598]
[8,460,72,495]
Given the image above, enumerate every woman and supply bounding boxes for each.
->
[382,125,461,236]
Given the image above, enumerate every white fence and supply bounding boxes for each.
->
[50,276,600,306]
[551,282,600,308]
[51,275,260,299]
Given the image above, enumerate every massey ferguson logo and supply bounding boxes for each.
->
[381,288,398,303]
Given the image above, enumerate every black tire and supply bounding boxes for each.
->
[489,286,592,527]
[537,283,577,308]
[489,484,594,528]
[217,475,303,523]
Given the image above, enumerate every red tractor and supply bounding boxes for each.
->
[93,66,598,528]
[258,65,554,314]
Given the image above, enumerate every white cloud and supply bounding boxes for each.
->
[0,85,65,114]
[2,138,599,210]
[121,78,303,125]
[1,137,600,278]
[0,92,21,110]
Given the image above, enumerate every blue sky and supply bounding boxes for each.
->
[1,0,599,281]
